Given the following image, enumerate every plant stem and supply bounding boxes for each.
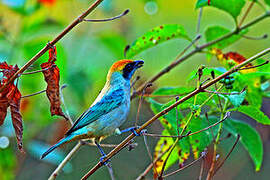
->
[48,142,82,180]
[206,99,229,180]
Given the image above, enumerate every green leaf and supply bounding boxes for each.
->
[231,106,270,125]
[188,115,219,158]
[224,119,263,171]
[196,0,246,19]
[226,90,246,107]
[265,0,270,6]
[125,24,191,58]
[205,26,248,49]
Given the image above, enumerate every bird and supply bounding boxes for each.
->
[41,59,144,161]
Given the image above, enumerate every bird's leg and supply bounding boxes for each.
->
[95,141,110,165]
[120,126,147,136]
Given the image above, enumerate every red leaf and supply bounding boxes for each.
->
[41,46,68,120]
[7,85,23,151]
[208,0,211,5]
[0,62,23,151]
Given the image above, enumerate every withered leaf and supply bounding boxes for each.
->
[41,46,68,120]
[0,62,23,151]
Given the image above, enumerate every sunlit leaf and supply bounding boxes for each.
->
[231,106,270,125]
[125,24,191,58]
[196,0,246,19]
[205,26,247,49]
[224,118,263,171]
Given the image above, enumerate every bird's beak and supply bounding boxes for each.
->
[134,60,144,69]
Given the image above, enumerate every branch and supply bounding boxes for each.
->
[84,9,129,22]
[48,142,82,180]
[81,47,270,179]
[0,0,105,93]
[132,12,270,98]
[213,134,240,176]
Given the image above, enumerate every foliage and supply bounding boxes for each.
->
[0,0,270,179]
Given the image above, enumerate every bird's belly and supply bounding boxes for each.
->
[86,103,130,137]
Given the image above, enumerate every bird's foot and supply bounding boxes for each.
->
[100,155,110,165]
[121,126,147,136]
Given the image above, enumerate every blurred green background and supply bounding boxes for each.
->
[0,0,270,179]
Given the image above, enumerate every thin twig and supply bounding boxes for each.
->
[60,84,73,125]
[238,1,255,27]
[204,87,246,95]
[84,9,129,22]
[22,64,56,75]
[0,0,105,93]
[135,83,152,126]
[132,12,270,99]
[162,153,206,178]
[198,155,205,180]
[242,34,268,40]
[213,134,240,176]
[84,142,118,148]
[48,142,82,180]
[136,145,172,180]
[239,60,269,70]
[197,8,203,34]
[21,89,46,98]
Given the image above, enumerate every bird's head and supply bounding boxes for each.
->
[107,59,144,81]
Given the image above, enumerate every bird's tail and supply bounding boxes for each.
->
[41,135,73,159]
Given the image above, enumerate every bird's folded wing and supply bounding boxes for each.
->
[65,88,125,135]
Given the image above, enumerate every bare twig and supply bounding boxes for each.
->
[239,1,255,27]
[84,9,129,22]
[239,60,269,71]
[242,34,268,40]
[203,87,246,95]
[198,154,205,180]
[21,89,46,98]
[162,152,206,178]
[22,64,57,75]
[135,83,152,126]
[81,48,270,179]
[136,145,172,180]
[48,142,82,180]
[197,8,203,34]
[0,0,105,93]
[213,134,240,176]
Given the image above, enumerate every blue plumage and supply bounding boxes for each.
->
[41,60,144,159]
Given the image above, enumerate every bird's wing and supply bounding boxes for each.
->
[65,88,125,135]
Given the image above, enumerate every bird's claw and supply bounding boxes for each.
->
[100,155,110,165]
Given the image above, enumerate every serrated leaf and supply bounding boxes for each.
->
[125,24,191,58]
[196,0,246,19]
[224,119,263,171]
[226,90,246,107]
[205,26,248,49]
[231,106,270,125]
